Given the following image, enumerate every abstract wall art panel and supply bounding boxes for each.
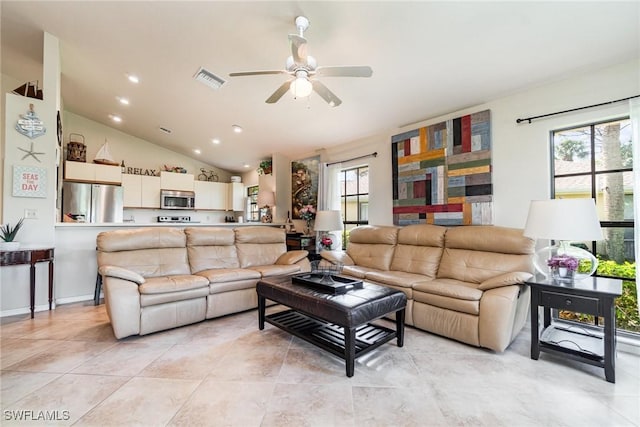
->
[391,109,492,226]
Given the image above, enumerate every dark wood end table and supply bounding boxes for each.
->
[527,275,622,383]
[1,245,55,318]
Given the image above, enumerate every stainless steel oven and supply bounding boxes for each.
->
[160,190,195,210]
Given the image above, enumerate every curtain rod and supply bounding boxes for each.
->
[516,95,640,124]
[325,152,377,167]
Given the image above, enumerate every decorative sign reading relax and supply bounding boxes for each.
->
[122,167,159,177]
[13,165,47,198]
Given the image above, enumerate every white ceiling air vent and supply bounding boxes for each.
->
[194,67,226,90]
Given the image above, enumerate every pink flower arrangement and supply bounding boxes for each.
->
[299,205,316,222]
[320,236,333,249]
[547,255,579,271]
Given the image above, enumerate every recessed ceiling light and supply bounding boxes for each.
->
[127,74,139,84]
[212,138,221,144]
[117,97,130,105]
[232,125,243,133]
[194,149,201,155]
[109,114,122,123]
[243,164,250,168]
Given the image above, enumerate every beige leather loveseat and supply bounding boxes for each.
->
[322,224,534,352]
[97,226,310,339]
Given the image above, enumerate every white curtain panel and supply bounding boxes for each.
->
[630,98,640,315]
[320,162,343,250]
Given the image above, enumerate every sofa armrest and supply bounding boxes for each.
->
[320,250,355,266]
[276,250,309,265]
[478,271,532,291]
[99,265,146,285]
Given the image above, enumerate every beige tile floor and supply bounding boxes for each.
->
[1,302,639,426]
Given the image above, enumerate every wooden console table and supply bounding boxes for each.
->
[0,245,55,318]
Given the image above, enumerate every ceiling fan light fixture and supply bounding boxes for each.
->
[290,76,312,98]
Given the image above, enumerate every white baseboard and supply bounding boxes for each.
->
[55,294,96,305]
[0,294,96,318]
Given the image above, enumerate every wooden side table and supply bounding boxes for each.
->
[0,245,55,318]
[286,233,317,260]
[527,275,622,383]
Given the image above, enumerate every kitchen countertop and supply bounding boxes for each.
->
[55,222,283,228]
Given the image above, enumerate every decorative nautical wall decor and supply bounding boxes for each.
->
[16,104,46,139]
[13,165,47,198]
[391,109,493,226]
[18,142,45,163]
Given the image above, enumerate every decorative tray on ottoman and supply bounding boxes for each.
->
[292,273,363,295]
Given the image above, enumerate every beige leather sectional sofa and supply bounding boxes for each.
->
[97,226,310,338]
[321,224,535,352]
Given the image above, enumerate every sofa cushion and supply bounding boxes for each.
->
[438,226,534,283]
[342,265,379,279]
[235,227,288,268]
[365,270,433,289]
[478,271,533,291]
[97,227,193,278]
[140,287,209,307]
[195,268,261,283]
[390,224,446,277]
[138,275,209,295]
[185,227,240,272]
[346,225,398,271]
[249,264,301,277]
[413,278,482,315]
[413,278,482,300]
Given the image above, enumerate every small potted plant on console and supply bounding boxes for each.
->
[0,218,24,251]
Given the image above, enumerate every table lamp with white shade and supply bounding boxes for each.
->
[313,210,343,251]
[523,198,603,281]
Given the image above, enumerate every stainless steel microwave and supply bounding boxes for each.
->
[160,189,195,210]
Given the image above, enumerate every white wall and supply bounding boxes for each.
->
[322,59,640,229]
[1,33,60,315]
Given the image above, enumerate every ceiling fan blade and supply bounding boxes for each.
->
[311,80,342,107]
[316,66,373,78]
[265,81,292,104]
[288,34,308,64]
[229,70,287,77]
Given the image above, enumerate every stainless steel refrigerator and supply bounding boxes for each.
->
[62,182,123,223]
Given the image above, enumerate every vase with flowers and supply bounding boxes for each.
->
[320,235,333,251]
[299,205,316,235]
[547,254,579,281]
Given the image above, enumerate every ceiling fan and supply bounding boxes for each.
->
[229,16,372,107]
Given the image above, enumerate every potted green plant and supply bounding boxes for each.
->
[0,218,24,251]
[257,160,272,175]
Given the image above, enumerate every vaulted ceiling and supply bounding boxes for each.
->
[2,1,638,172]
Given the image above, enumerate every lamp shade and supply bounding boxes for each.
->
[313,210,342,231]
[523,198,602,280]
[523,198,603,241]
[257,190,275,207]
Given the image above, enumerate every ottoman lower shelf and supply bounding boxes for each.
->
[265,309,398,365]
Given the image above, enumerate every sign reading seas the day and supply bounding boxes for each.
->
[13,165,47,198]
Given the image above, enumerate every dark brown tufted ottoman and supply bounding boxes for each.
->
[257,275,407,377]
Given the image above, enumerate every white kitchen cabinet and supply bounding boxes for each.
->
[64,161,122,184]
[122,174,161,208]
[194,181,227,210]
[160,171,194,191]
[228,182,245,211]
[141,176,161,208]
[122,174,142,207]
